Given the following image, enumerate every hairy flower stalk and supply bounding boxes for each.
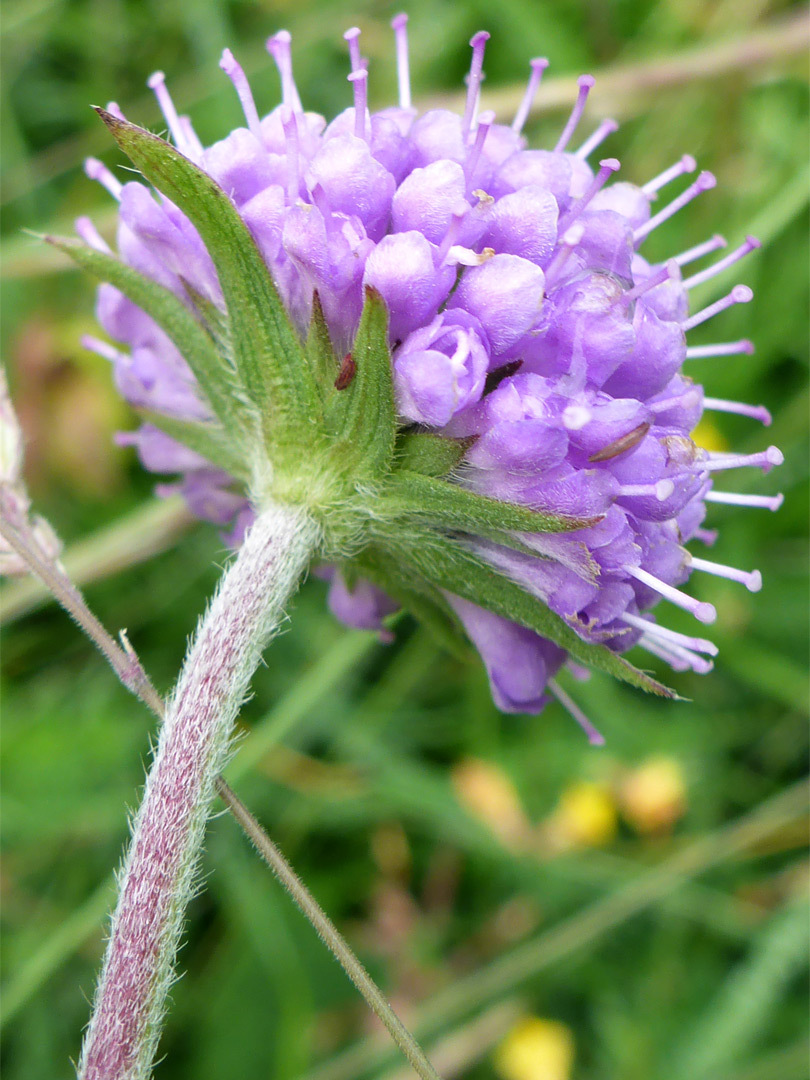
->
[79,503,318,1080]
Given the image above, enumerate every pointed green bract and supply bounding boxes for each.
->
[381,471,601,537]
[137,412,251,481]
[328,287,396,489]
[305,292,338,417]
[45,235,248,437]
[94,109,322,458]
[394,432,471,477]
[356,546,472,662]
[395,533,677,698]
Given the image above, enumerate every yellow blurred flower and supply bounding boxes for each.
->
[546,780,618,849]
[620,756,687,834]
[691,416,729,453]
[451,757,530,847]
[494,1016,575,1080]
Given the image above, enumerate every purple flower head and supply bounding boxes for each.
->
[79,17,782,737]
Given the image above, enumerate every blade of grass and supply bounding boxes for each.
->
[302,779,809,1080]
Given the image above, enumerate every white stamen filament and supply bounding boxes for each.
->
[686,339,754,359]
[75,216,112,253]
[682,284,753,332]
[702,397,771,425]
[619,480,674,501]
[348,69,368,140]
[462,31,490,140]
[557,158,620,231]
[81,335,121,362]
[147,72,189,153]
[344,27,362,73]
[575,117,618,159]
[105,101,126,121]
[84,158,122,200]
[698,446,783,473]
[639,635,691,671]
[548,679,605,745]
[543,223,585,285]
[673,233,727,267]
[649,389,702,414]
[704,490,784,511]
[642,154,696,196]
[629,566,717,624]
[634,171,716,245]
[511,57,549,134]
[692,527,719,545]
[267,31,303,113]
[639,635,714,673]
[683,235,761,290]
[177,116,204,161]
[466,110,495,182]
[622,260,678,304]
[688,555,762,592]
[623,611,718,655]
[554,74,595,153]
[219,49,264,143]
[391,14,411,110]
[280,106,300,204]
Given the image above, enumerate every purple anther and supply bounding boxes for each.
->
[462,31,490,140]
[84,158,122,199]
[629,566,717,624]
[634,171,716,245]
[688,555,762,593]
[673,233,727,268]
[348,69,368,140]
[682,235,761,290]
[511,58,549,134]
[267,31,303,113]
[391,13,411,110]
[701,396,771,425]
[686,338,754,359]
[642,154,697,197]
[105,101,126,121]
[575,117,619,160]
[557,157,620,231]
[554,74,595,153]
[548,679,605,745]
[682,283,753,332]
[220,49,264,143]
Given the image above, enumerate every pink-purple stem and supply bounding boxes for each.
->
[79,503,318,1080]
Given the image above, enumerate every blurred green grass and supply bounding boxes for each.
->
[1,1,808,1078]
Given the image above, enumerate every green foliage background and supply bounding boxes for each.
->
[1,1,808,1077]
